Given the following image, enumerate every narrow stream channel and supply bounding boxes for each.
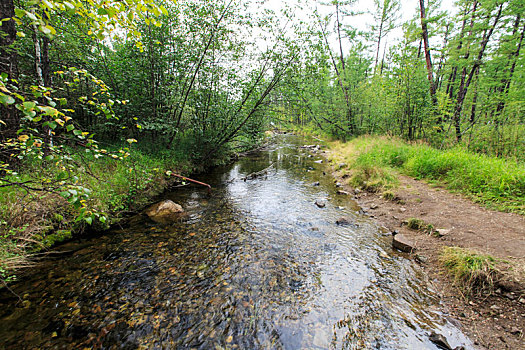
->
[0,134,473,349]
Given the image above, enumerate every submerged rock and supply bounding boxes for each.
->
[336,217,350,225]
[392,234,415,253]
[145,200,184,224]
[429,332,453,350]
[315,199,326,208]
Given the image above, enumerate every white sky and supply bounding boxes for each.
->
[261,0,458,57]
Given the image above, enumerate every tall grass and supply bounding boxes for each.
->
[330,136,525,214]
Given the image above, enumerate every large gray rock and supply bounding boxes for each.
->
[392,234,415,253]
[145,200,184,224]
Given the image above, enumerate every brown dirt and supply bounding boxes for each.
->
[333,170,525,349]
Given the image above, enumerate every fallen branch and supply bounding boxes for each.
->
[241,163,274,181]
[169,173,212,194]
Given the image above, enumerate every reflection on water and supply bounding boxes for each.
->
[0,135,472,349]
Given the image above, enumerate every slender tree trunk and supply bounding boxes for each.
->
[493,16,524,119]
[375,21,384,69]
[32,23,45,87]
[419,0,439,125]
[446,4,470,100]
[452,3,503,142]
[335,2,345,72]
[41,11,51,87]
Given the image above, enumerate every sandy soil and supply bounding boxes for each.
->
[331,168,525,349]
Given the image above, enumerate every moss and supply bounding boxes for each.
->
[41,230,73,248]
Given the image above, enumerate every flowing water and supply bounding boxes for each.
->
[0,134,473,349]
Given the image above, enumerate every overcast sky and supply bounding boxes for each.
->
[260,0,458,57]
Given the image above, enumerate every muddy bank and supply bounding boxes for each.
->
[326,152,525,349]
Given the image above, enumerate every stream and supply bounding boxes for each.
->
[0,134,473,349]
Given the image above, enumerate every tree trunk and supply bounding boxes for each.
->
[418,0,438,124]
[375,20,384,69]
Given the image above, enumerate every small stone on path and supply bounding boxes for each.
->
[392,234,415,253]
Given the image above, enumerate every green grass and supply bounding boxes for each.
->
[329,136,525,214]
[440,246,498,296]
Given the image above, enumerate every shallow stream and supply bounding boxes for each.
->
[0,135,472,349]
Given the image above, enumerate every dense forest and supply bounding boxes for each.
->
[1,0,524,276]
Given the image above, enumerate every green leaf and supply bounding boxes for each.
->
[84,216,93,225]
[66,124,75,132]
[23,101,36,110]
[0,95,15,105]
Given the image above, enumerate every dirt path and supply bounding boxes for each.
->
[332,169,525,349]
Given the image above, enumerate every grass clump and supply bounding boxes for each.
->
[382,190,397,201]
[405,218,434,234]
[440,246,498,296]
[406,218,425,230]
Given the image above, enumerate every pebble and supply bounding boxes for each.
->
[518,298,525,304]
[415,254,428,263]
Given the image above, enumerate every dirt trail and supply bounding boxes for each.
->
[333,170,525,349]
